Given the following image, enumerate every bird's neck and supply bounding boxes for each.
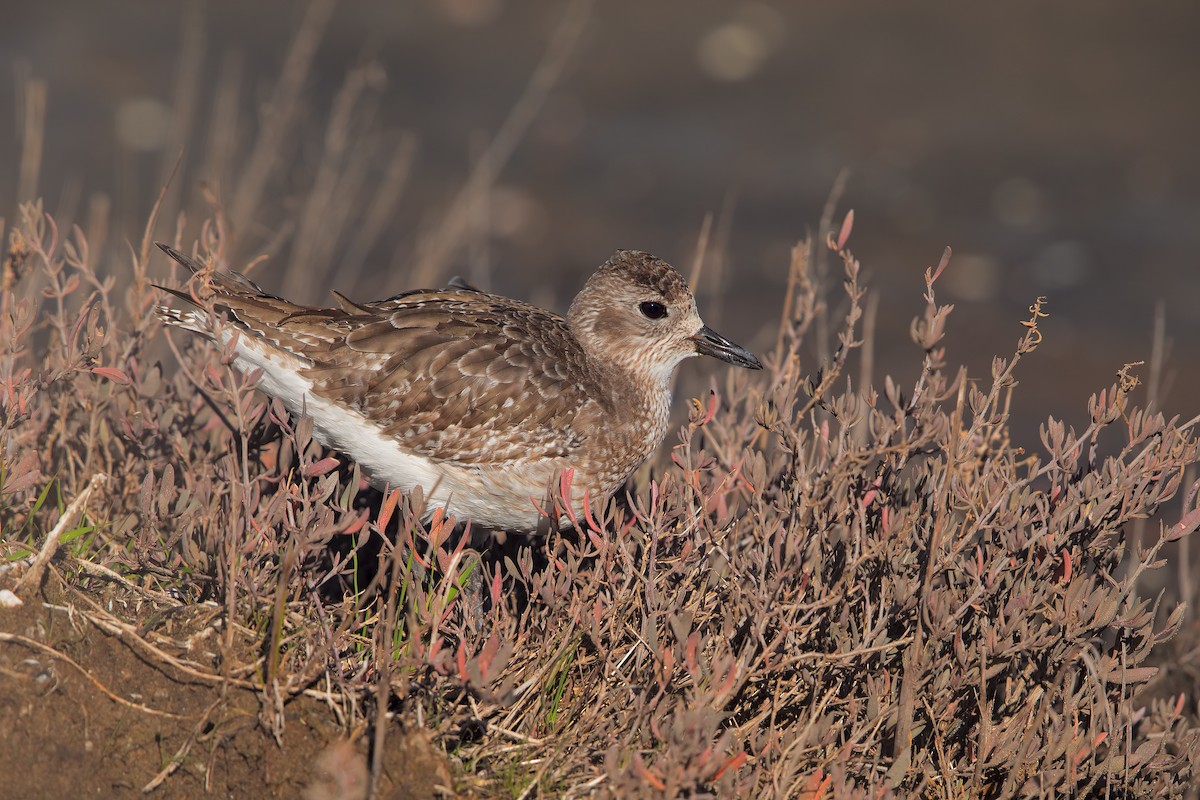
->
[569,323,684,412]
[595,352,680,405]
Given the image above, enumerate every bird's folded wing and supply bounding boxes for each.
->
[296,294,606,466]
[158,242,608,467]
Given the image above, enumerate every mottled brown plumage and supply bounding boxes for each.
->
[156,243,761,531]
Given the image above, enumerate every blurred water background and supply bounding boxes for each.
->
[3,0,1198,444]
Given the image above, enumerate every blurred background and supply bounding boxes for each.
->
[2,0,1198,443]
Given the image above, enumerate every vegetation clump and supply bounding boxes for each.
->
[2,200,1197,797]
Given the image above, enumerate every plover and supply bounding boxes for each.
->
[156,244,761,531]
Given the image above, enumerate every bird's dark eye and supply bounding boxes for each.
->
[639,301,668,320]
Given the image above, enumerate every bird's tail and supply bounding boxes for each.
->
[153,242,274,337]
[152,242,340,361]
[153,244,210,336]
[155,303,211,336]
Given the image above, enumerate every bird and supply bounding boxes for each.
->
[155,243,762,532]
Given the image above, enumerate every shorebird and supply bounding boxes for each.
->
[156,244,761,531]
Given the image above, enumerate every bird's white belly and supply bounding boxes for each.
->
[228,334,564,531]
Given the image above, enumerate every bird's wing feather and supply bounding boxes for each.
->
[305,295,607,465]
[156,238,606,466]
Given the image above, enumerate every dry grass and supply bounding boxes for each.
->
[2,198,1199,797]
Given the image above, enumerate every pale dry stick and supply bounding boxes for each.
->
[368,534,407,800]
[132,151,185,324]
[141,699,222,793]
[781,635,915,667]
[0,216,13,322]
[1147,301,1169,413]
[83,195,110,271]
[701,184,739,330]
[687,212,714,293]
[1178,411,1200,432]
[66,591,243,678]
[284,62,386,291]
[772,238,818,367]
[157,3,205,229]
[0,632,184,719]
[339,133,417,287]
[467,131,492,289]
[567,773,607,798]
[516,755,557,800]
[69,587,353,706]
[496,633,589,732]
[1130,301,1172,588]
[411,0,592,285]
[317,671,351,732]
[200,50,244,206]
[486,726,546,747]
[1181,466,1195,623]
[14,472,106,594]
[229,0,337,231]
[854,292,880,448]
[70,558,184,607]
[16,67,46,203]
[813,170,849,360]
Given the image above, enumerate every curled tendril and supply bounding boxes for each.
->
[1018,296,1049,351]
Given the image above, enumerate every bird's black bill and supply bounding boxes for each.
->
[691,325,762,369]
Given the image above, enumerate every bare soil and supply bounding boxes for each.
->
[0,573,453,800]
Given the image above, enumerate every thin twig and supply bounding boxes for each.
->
[16,66,46,203]
[15,472,106,594]
[229,0,337,231]
[70,557,184,607]
[411,0,592,284]
[141,699,223,793]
